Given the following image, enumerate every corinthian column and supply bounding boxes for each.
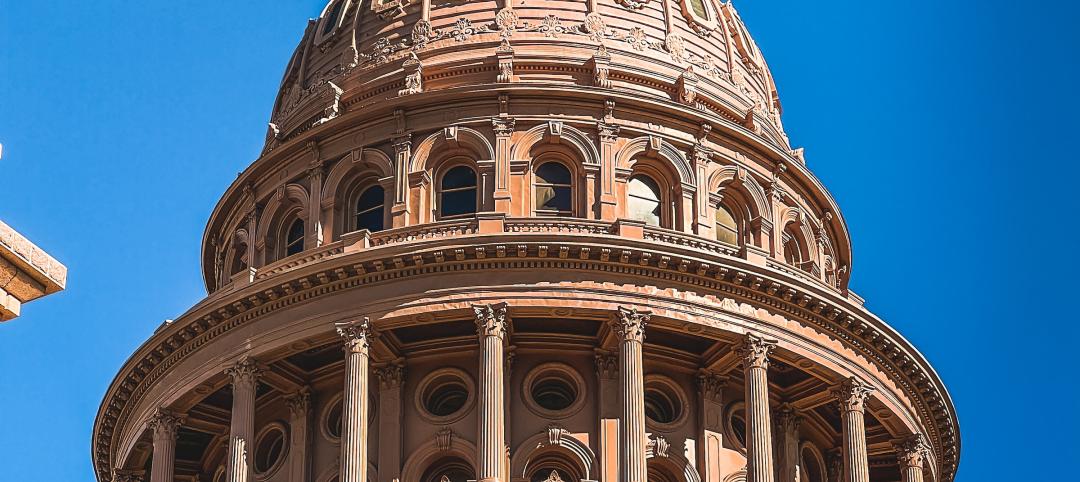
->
[148,410,184,482]
[376,362,406,482]
[831,377,875,482]
[894,435,930,482]
[611,307,650,482]
[738,333,777,482]
[338,319,374,482]
[225,356,260,482]
[474,303,510,482]
[775,404,801,482]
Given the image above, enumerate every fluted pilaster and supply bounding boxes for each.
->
[338,319,374,482]
[376,362,406,482]
[894,434,930,482]
[148,409,184,482]
[831,377,875,482]
[225,356,260,482]
[285,388,312,482]
[611,307,650,482]
[474,303,509,482]
[738,333,777,482]
[775,404,801,482]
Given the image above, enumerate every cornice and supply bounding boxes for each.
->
[98,221,957,481]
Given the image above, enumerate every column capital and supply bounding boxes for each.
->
[595,352,618,380]
[696,370,728,402]
[612,306,650,343]
[375,362,406,390]
[775,404,800,433]
[492,117,516,136]
[225,355,261,385]
[284,387,312,416]
[737,332,777,370]
[148,409,185,441]
[831,377,875,413]
[337,318,374,354]
[893,434,931,469]
[473,302,509,339]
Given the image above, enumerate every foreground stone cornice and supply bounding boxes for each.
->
[0,219,67,321]
[93,218,958,481]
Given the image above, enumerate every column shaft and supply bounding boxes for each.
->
[474,303,509,482]
[612,307,650,482]
[339,320,374,482]
[226,357,260,482]
[149,410,183,482]
[739,333,777,482]
[776,405,800,482]
[377,363,406,482]
[832,377,875,482]
[285,388,312,482]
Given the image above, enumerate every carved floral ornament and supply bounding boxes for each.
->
[337,317,374,354]
[894,434,932,469]
[831,376,875,413]
[612,306,650,343]
[225,355,261,384]
[94,238,958,481]
[737,332,776,369]
[147,409,184,440]
[473,302,509,338]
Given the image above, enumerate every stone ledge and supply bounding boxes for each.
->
[0,219,67,310]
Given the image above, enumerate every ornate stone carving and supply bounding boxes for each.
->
[666,33,687,62]
[547,424,569,445]
[832,377,875,413]
[591,44,612,88]
[595,352,618,380]
[542,470,565,482]
[375,362,406,390]
[399,53,423,96]
[473,303,509,339]
[649,434,670,457]
[677,66,699,105]
[224,355,261,385]
[312,81,344,127]
[337,317,374,354]
[615,0,649,10]
[435,428,454,451]
[894,434,931,469]
[775,404,800,433]
[737,332,777,370]
[112,470,144,482]
[495,8,519,37]
[492,117,516,136]
[496,39,514,83]
[612,306,650,343]
[697,371,727,402]
[582,13,608,42]
[147,409,184,440]
[280,389,308,420]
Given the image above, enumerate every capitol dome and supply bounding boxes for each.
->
[94,2,959,482]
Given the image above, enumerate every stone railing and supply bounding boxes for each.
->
[239,215,840,293]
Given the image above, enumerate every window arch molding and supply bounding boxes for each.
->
[400,434,478,482]
[510,426,596,481]
[323,148,394,240]
[624,159,683,229]
[799,441,828,482]
[645,449,702,482]
[615,136,695,188]
[225,228,251,277]
[314,0,353,45]
[256,183,310,264]
[509,122,600,167]
[780,207,816,273]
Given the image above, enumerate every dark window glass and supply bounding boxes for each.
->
[285,218,305,256]
[531,375,577,411]
[254,428,285,473]
[440,166,477,218]
[327,398,343,438]
[716,205,739,245]
[322,2,343,35]
[643,386,678,424]
[425,381,468,416]
[732,412,747,447]
[628,174,663,226]
[688,0,709,18]
[534,162,573,216]
[355,185,385,233]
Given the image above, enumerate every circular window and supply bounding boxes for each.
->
[724,402,748,453]
[523,363,587,419]
[321,392,378,442]
[643,375,688,430]
[415,368,475,424]
[254,423,288,477]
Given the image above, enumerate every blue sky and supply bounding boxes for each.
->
[1,1,1076,480]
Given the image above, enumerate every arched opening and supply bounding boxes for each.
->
[354,185,385,233]
[627,174,663,227]
[715,204,739,246]
[228,238,248,275]
[783,223,811,273]
[284,217,305,257]
[534,161,573,217]
[647,460,680,482]
[421,456,474,482]
[439,165,478,219]
[800,445,826,482]
[321,1,344,36]
[523,447,586,482]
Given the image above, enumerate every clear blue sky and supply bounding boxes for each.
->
[1,1,1076,480]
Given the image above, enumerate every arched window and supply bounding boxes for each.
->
[421,457,473,482]
[783,224,810,272]
[715,204,739,245]
[322,1,344,35]
[439,165,477,219]
[229,240,248,275]
[354,185,385,233]
[534,162,573,216]
[627,174,663,227]
[801,446,826,482]
[285,218,305,257]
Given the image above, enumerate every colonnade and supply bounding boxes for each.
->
[134,306,926,482]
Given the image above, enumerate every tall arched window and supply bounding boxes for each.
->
[439,165,477,219]
[534,162,573,216]
[627,174,663,227]
[783,224,810,272]
[285,218,305,257]
[229,242,248,275]
[421,457,473,482]
[354,185,385,233]
[322,1,344,35]
[715,204,739,245]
